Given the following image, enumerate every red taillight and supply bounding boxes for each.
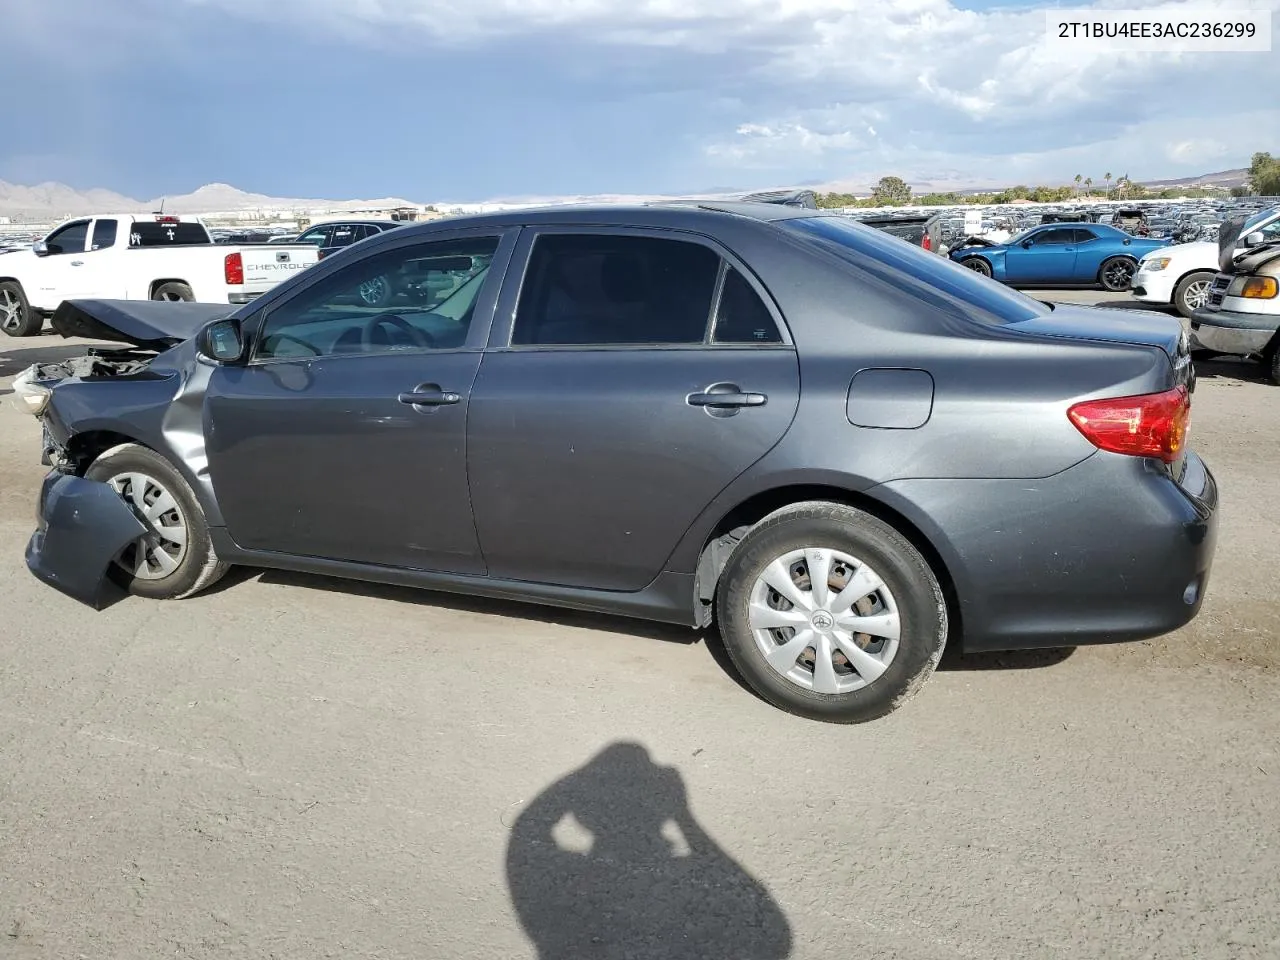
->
[224,251,244,286]
[1067,385,1190,464]
[921,233,932,251]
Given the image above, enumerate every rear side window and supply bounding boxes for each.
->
[783,216,1049,326]
[91,219,117,250]
[713,267,782,344]
[512,234,721,345]
[128,222,210,246]
[1072,228,1098,243]
[329,224,358,248]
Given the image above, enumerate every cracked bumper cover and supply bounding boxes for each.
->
[26,471,148,609]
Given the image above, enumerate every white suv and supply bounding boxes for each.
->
[1130,241,1221,319]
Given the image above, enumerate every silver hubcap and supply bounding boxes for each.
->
[108,473,189,580]
[359,277,389,305]
[1,289,23,331]
[159,291,183,301]
[1183,280,1211,311]
[748,547,901,694]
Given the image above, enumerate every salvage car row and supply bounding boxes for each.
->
[13,201,1216,724]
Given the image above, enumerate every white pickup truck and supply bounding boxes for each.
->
[0,214,320,337]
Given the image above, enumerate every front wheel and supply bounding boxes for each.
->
[358,275,395,307]
[961,257,992,278]
[1173,271,1217,319]
[715,502,948,724]
[85,443,229,599]
[0,280,41,337]
[1099,256,1137,292]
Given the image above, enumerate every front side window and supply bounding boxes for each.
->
[329,223,358,248]
[91,219,117,250]
[255,236,500,361]
[1033,229,1075,245]
[511,234,722,346]
[45,220,90,255]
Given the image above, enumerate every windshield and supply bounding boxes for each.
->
[1243,207,1280,233]
[783,216,1049,325]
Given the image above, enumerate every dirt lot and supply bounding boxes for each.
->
[1,295,1278,960]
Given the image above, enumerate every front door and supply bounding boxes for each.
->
[26,219,91,309]
[467,229,801,592]
[1004,227,1078,283]
[205,230,512,574]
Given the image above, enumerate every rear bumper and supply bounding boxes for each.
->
[875,451,1219,652]
[26,470,147,609]
[1190,307,1277,355]
[228,291,263,305]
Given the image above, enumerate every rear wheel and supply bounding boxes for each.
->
[0,281,41,337]
[358,275,395,307]
[961,257,992,278]
[1173,271,1216,319]
[1269,344,1280,386]
[152,282,194,302]
[715,502,948,724]
[85,443,229,600]
[1099,256,1137,292]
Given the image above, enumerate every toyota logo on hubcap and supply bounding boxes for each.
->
[811,611,834,630]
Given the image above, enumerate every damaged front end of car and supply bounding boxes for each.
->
[17,298,232,607]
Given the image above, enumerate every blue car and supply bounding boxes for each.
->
[950,222,1169,291]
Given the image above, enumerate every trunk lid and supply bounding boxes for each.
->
[50,298,231,348]
[1008,303,1192,386]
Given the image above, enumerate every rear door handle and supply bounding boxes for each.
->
[398,387,461,406]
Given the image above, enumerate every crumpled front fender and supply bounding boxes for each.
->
[25,472,148,609]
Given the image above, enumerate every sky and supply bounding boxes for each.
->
[0,0,1276,203]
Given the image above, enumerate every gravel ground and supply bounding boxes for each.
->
[1,293,1277,960]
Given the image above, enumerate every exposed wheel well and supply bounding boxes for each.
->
[149,279,191,298]
[693,484,962,642]
[64,430,148,473]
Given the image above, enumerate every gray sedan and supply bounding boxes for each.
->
[20,202,1218,723]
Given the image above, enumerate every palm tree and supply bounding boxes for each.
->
[1104,171,1112,196]
[1074,173,1083,197]
[1084,177,1093,196]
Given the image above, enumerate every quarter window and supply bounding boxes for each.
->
[511,234,721,346]
[713,267,782,344]
[255,236,500,360]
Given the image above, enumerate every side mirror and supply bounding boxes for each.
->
[1021,239,1033,248]
[196,318,246,365]
[1245,231,1265,247]
[32,241,49,257]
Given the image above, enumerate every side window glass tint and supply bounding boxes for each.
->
[713,267,782,344]
[255,237,500,361]
[512,234,720,346]
[1072,229,1096,243]
[46,221,89,255]
[91,219,117,250]
[330,224,357,248]
[298,228,329,247]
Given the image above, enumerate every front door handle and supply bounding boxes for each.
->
[398,385,461,406]
[687,383,768,409]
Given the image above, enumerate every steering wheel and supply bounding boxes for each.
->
[267,333,323,357]
[361,313,435,352]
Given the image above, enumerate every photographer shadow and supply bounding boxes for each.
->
[506,742,793,960]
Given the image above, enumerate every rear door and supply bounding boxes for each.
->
[466,227,801,592]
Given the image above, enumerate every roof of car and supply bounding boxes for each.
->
[380,201,832,238]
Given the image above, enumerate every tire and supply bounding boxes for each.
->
[84,443,229,600]
[715,502,948,724]
[1098,256,1137,292]
[0,280,41,337]
[357,274,395,308]
[1269,344,1280,387]
[961,257,992,278]
[152,281,194,302]
[1173,271,1217,319]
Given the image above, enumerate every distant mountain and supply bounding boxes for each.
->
[0,166,1255,219]
[0,180,418,218]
